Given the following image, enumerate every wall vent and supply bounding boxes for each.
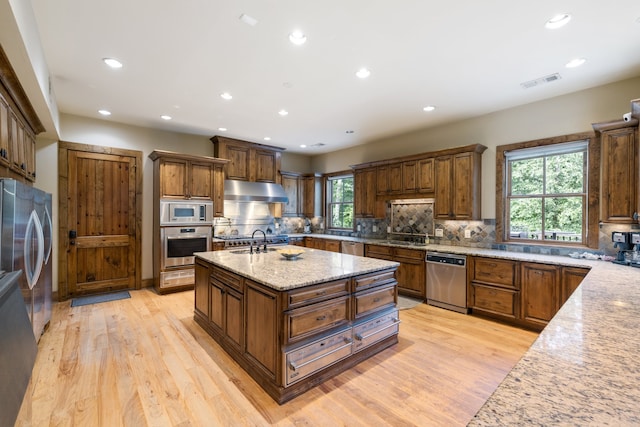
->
[521,73,562,89]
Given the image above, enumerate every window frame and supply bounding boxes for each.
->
[496,132,599,249]
[325,172,354,231]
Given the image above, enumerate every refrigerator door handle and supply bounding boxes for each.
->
[24,210,45,290]
[43,205,53,265]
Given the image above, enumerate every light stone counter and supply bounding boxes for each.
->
[195,246,399,291]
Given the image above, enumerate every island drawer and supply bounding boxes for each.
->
[212,266,243,292]
[284,329,353,386]
[353,282,396,319]
[353,269,396,292]
[470,282,518,318]
[285,296,350,343]
[472,257,517,288]
[353,309,400,352]
[285,279,350,310]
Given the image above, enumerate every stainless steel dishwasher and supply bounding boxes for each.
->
[426,252,468,314]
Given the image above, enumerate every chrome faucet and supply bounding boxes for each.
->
[250,229,267,254]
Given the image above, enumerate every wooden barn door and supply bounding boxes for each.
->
[58,142,142,299]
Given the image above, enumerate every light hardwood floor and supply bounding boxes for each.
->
[16,289,537,426]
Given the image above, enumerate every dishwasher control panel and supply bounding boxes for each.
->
[426,253,466,266]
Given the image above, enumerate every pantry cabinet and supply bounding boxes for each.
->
[211,135,283,183]
[593,119,639,223]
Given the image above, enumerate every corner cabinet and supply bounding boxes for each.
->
[211,135,284,183]
[593,119,639,223]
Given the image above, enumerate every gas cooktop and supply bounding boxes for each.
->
[215,234,289,248]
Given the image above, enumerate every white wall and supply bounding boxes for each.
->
[311,76,640,219]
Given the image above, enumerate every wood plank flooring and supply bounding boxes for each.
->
[16,289,537,426]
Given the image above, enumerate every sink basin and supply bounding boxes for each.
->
[230,247,277,254]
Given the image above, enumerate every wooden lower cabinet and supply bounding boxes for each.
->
[194,259,399,404]
[520,262,560,329]
[365,244,425,299]
[468,256,590,331]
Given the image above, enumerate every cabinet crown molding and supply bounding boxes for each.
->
[350,143,487,170]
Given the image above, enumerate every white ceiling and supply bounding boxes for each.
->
[31,0,640,154]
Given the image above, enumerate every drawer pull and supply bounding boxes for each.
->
[288,341,353,372]
[478,272,491,276]
[355,320,401,341]
[316,315,327,321]
[315,290,326,296]
[373,297,381,303]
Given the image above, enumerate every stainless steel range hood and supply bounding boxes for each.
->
[224,179,289,203]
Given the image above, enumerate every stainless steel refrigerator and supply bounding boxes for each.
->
[0,178,53,341]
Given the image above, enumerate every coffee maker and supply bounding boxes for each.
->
[612,232,632,265]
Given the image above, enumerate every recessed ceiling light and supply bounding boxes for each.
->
[264,137,271,141]
[218,127,227,131]
[98,109,111,116]
[423,105,436,112]
[356,68,371,79]
[545,13,571,29]
[103,58,123,69]
[239,13,258,27]
[300,144,307,148]
[220,92,233,100]
[278,109,289,116]
[160,115,172,120]
[565,58,586,68]
[289,30,307,45]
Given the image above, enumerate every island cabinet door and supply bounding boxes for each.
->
[194,259,210,319]
[209,279,225,332]
[284,296,350,344]
[225,287,244,351]
[245,281,279,380]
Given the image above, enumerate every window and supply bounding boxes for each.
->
[327,175,354,229]
[504,139,588,244]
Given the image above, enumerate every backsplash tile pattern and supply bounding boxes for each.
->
[279,204,639,257]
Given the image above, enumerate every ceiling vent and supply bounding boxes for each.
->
[520,73,562,89]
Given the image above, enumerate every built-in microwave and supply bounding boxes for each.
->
[160,199,213,225]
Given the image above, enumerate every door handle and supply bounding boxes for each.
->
[69,229,77,245]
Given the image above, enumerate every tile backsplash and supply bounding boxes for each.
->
[278,205,639,257]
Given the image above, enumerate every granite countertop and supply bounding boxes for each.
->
[195,246,399,291]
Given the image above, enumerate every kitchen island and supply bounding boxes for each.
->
[193,246,400,403]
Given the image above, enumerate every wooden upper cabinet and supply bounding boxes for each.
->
[149,150,228,202]
[376,165,389,195]
[435,146,485,220]
[388,163,403,194]
[281,172,300,216]
[211,135,283,183]
[594,120,639,223]
[0,46,44,182]
[417,158,434,193]
[0,95,10,165]
[354,167,377,218]
[255,149,279,182]
[402,161,417,192]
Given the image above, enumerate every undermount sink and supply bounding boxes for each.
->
[230,247,278,254]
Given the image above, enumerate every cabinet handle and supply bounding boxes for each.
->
[373,297,381,303]
[355,333,363,341]
[315,290,326,297]
[316,315,327,321]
